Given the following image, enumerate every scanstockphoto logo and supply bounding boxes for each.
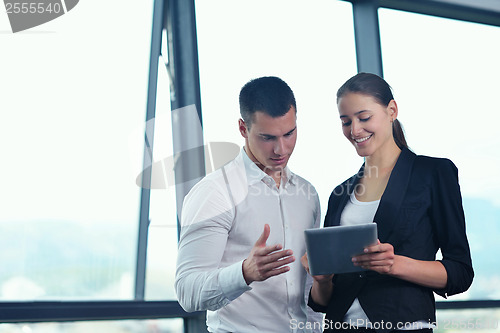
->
[3,0,79,33]
[134,104,241,190]
[137,141,240,190]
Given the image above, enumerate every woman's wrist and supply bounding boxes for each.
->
[311,277,334,306]
[388,255,448,289]
[316,278,333,286]
[389,255,410,279]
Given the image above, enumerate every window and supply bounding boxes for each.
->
[0,0,154,301]
[0,318,184,333]
[143,43,179,300]
[380,8,500,301]
[195,0,358,219]
[2,1,499,331]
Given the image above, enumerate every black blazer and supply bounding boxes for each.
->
[309,148,474,332]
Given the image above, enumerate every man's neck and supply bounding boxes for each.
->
[243,146,282,188]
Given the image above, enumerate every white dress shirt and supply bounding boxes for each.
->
[175,148,322,333]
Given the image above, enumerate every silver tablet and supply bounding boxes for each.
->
[304,223,378,275]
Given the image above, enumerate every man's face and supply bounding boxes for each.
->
[239,107,297,180]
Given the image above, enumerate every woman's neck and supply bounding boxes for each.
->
[364,141,402,178]
[355,142,402,202]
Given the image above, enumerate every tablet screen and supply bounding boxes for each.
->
[304,223,378,275]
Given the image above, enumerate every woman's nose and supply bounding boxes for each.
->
[350,121,361,136]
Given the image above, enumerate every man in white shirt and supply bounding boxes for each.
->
[175,76,322,332]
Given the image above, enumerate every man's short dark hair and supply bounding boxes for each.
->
[239,76,297,127]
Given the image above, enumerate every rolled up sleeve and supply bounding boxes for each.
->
[431,159,474,298]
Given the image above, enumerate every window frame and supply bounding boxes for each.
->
[2,0,499,329]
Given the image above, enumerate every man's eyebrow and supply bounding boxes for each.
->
[259,133,276,139]
[285,126,297,135]
[259,126,297,138]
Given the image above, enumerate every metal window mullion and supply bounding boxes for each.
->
[379,0,500,27]
[135,0,166,301]
[165,1,207,332]
[165,0,206,240]
[352,0,384,77]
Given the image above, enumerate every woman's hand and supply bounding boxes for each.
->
[353,240,448,288]
[301,253,334,283]
[301,253,334,306]
[352,240,396,274]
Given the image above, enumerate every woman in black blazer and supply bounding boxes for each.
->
[302,73,474,333]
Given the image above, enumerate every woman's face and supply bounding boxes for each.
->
[337,92,397,158]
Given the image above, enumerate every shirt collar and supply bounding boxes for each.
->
[239,147,296,187]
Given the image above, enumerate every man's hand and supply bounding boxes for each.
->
[242,224,295,285]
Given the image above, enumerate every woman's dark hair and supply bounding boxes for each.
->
[337,72,408,150]
[239,76,296,128]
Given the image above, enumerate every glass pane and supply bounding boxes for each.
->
[0,319,183,333]
[143,46,179,300]
[435,308,500,332]
[0,1,154,300]
[195,0,358,221]
[380,9,500,301]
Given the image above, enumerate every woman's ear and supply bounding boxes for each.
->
[388,99,398,121]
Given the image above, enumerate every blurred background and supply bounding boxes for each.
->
[1,0,499,332]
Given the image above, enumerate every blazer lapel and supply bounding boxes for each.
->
[373,148,416,243]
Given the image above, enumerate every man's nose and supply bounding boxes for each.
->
[274,138,285,155]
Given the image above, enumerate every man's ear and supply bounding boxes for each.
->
[239,118,249,138]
